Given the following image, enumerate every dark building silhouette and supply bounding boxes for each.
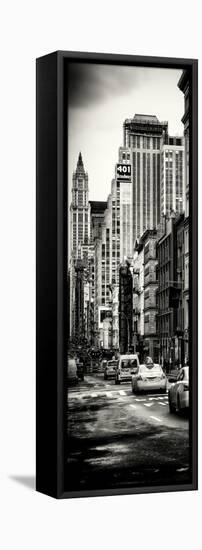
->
[89,201,107,242]
[156,213,185,369]
[74,260,85,342]
[119,262,133,354]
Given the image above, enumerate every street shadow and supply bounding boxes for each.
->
[9,475,35,491]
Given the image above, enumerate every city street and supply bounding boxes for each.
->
[66,373,190,492]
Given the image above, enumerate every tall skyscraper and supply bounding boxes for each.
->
[123,114,168,245]
[118,147,133,261]
[70,153,90,339]
[94,195,112,346]
[93,147,133,347]
[160,136,184,217]
[70,152,90,257]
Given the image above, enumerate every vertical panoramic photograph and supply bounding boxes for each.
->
[66,62,190,493]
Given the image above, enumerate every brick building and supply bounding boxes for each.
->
[119,262,133,354]
[142,230,159,362]
[156,213,185,368]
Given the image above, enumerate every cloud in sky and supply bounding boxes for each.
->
[68,63,141,108]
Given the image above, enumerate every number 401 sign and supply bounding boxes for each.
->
[116,163,131,179]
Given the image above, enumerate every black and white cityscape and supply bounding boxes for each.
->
[66,64,190,492]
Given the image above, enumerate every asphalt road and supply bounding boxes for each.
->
[66,373,190,492]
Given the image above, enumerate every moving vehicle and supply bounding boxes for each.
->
[115,354,139,384]
[104,359,118,380]
[131,361,167,394]
[168,366,189,413]
[67,356,78,385]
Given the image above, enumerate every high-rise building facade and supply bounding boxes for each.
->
[160,136,184,217]
[178,70,189,362]
[123,114,168,245]
[93,147,133,347]
[156,216,175,366]
[110,283,119,350]
[89,201,107,242]
[94,195,112,346]
[156,213,185,368]
[70,152,90,257]
[69,109,186,351]
[142,229,159,362]
[118,147,133,261]
[69,153,91,340]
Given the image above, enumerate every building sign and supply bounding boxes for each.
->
[116,164,131,180]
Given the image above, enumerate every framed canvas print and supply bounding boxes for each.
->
[36,51,198,498]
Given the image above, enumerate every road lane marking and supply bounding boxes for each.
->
[68,388,169,401]
[106,391,114,398]
[130,404,137,409]
[148,396,167,401]
[159,402,167,406]
[144,403,153,407]
[150,415,161,422]
[134,398,145,402]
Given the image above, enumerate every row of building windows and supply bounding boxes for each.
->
[131,136,161,150]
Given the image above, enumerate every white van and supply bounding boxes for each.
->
[115,354,139,384]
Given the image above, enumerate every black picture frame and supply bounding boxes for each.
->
[36,51,198,499]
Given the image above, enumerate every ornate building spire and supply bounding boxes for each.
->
[76,152,84,174]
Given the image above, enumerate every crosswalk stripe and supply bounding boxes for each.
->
[68,389,169,401]
[150,415,161,422]
[144,403,153,407]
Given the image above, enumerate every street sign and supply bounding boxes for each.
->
[116,163,131,180]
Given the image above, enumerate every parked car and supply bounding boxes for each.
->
[104,359,118,380]
[115,354,139,384]
[131,362,167,394]
[168,366,189,413]
[67,356,78,386]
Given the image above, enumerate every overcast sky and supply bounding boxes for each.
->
[68,63,184,202]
